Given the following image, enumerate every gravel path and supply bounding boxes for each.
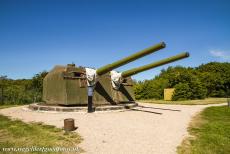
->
[0,103,226,154]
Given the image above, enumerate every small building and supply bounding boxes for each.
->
[164,88,175,101]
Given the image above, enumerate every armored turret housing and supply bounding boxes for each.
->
[43,42,189,106]
[43,64,135,106]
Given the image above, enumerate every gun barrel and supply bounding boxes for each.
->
[121,52,189,78]
[96,42,166,75]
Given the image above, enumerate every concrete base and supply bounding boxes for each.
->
[28,103,138,112]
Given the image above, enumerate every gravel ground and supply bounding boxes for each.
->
[0,103,226,154]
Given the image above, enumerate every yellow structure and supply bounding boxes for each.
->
[164,88,175,101]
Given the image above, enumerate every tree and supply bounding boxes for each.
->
[172,83,191,100]
[197,62,230,97]
[0,71,48,105]
[134,62,230,100]
[0,75,8,104]
[30,71,48,102]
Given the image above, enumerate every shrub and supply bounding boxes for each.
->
[172,83,191,100]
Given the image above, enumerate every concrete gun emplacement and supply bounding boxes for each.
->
[43,42,189,106]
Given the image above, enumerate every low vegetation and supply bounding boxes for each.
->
[139,98,228,105]
[177,105,230,154]
[0,114,83,154]
[0,105,20,109]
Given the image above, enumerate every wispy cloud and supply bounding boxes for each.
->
[210,50,230,60]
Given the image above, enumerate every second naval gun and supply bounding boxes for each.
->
[43,42,189,106]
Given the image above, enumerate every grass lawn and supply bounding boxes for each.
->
[138,98,228,105]
[0,114,83,153]
[177,105,230,154]
[0,104,21,109]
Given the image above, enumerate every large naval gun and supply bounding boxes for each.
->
[43,42,189,106]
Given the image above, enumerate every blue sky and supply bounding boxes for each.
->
[0,0,230,80]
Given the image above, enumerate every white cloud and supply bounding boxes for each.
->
[210,50,230,60]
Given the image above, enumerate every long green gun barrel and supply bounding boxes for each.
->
[96,42,166,75]
[121,52,189,78]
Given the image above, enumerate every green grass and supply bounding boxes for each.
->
[0,104,21,109]
[0,114,83,154]
[177,105,230,154]
[139,98,228,105]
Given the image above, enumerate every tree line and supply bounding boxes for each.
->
[134,62,230,100]
[0,71,48,105]
[0,62,229,105]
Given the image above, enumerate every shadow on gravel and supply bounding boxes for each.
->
[138,105,181,112]
[129,108,162,115]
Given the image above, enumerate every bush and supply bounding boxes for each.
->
[172,80,207,101]
[172,83,191,100]
[134,78,169,100]
[189,78,207,99]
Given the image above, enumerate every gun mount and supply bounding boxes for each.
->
[43,42,189,106]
